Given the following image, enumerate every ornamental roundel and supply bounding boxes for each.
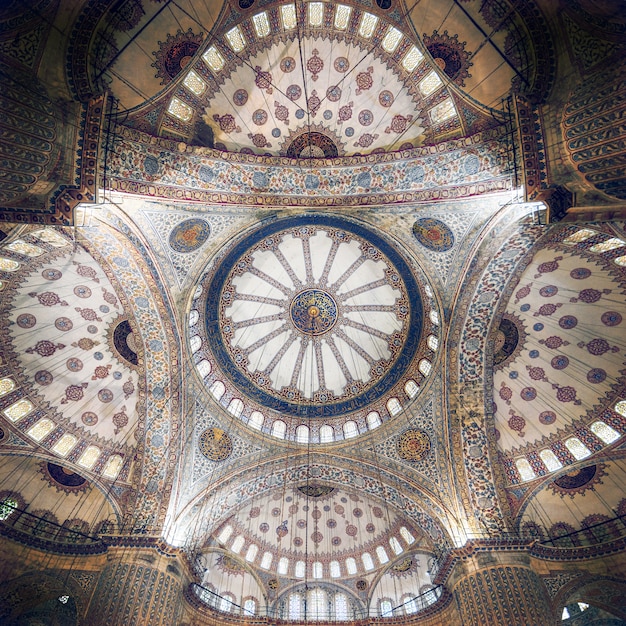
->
[412,218,454,252]
[196,215,424,419]
[397,429,431,461]
[169,218,211,253]
[199,427,233,461]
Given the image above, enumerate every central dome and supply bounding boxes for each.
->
[191,215,439,441]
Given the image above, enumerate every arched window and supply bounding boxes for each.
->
[402,594,418,614]
[515,458,536,481]
[77,445,101,469]
[4,399,34,422]
[330,560,341,578]
[289,593,303,619]
[345,557,357,575]
[335,593,348,619]
[245,543,258,562]
[52,433,77,457]
[278,557,289,575]
[189,310,199,326]
[260,551,273,569]
[427,335,438,351]
[565,437,591,460]
[376,545,389,564]
[380,599,393,617]
[296,424,309,443]
[0,497,18,521]
[190,335,202,353]
[312,561,323,578]
[209,380,225,401]
[231,535,245,553]
[387,397,402,415]
[196,359,212,378]
[429,309,439,325]
[248,411,264,429]
[590,421,620,444]
[616,400,626,416]
[243,598,256,615]
[26,418,55,442]
[343,421,358,438]
[217,525,233,544]
[362,552,374,570]
[308,588,327,619]
[405,380,419,398]
[102,455,124,479]
[0,377,15,397]
[295,560,305,578]
[389,536,403,554]
[227,398,244,417]
[419,359,432,376]
[399,526,415,544]
[563,228,596,244]
[272,420,286,439]
[367,411,382,429]
[219,593,235,613]
[320,424,334,442]
[539,449,562,471]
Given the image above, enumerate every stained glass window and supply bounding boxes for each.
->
[308,2,323,27]
[167,97,193,122]
[0,258,20,272]
[615,255,626,266]
[280,4,297,30]
[515,457,536,481]
[419,71,443,96]
[428,335,439,350]
[590,420,620,444]
[27,418,55,442]
[103,455,124,479]
[0,498,18,521]
[78,445,101,469]
[252,12,270,38]
[615,400,626,416]
[430,309,439,325]
[52,433,77,456]
[430,99,456,123]
[32,229,67,247]
[563,228,596,244]
[4,398,33,422]
[225,26,246,52]
[402,46,423,72]
[334,4,351,30]
[358,12,378,38]
[565,437,591,460]
[6,240,43,257]
[183,70,206,96]
[382,27,402,53]
[202,46,225,72]
[0,377,15,397]
[539,448,562,471]
[589,237,626,253]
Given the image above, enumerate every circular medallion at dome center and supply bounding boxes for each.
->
[198,215,426,418]
[290,289,337,335]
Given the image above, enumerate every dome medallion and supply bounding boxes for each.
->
[191,215,438,441]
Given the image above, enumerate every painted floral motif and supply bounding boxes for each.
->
[379,90,394,107]
[338,101,353,122]
[333,56,349,72]
[252,109,268,125]
[152,28,203,84]
[354,133,378,147]
[233,89,248,106]
[254,66,273,93]
[355,66,374,95]
[212,113,240,133]
[274,101,289,124]
[280,56,296,73]
[307,49,323,81]
[423,29,473,86]
[386,114,413,134]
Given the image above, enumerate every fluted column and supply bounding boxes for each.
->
[86,549,184,626]
[450,554,556,626]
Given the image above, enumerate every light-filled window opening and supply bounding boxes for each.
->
[320,424,334,442]
[3,399,33,422]
[405,380,419,398]
[387,397,402,415]
[419,359,432,376]
[280,4,297,30]
[358,12,378,38]
[312,561,323,578]
[231,535,245,553]
[183,70,206,96]
[380,599,393,617]
[419,71,443,96]
[196,359,211,378]
[590,420,620,444]
[539,448,563,471]
[217,524,233,544]
[296,424,309,443]
[27,419,55,442]
[248,411,264,429]
[260,551,273,569]
[565,437,591,460]
[330,560,341,578]
[400,526,415,544]
[335,593,348,619]
[382,27,402,53]
[515,457,537,481]
[252,12,270,38]
[209,380,225,400]
[190,335,202,353]
[589,237,626,253]
[367,411,382,429]
[278,556,289,575]
[245,543,258,562]
[203,46,225,72]
[362,552,374,570]
[167,97,193,122]
[227,398,244,417]
[294,560,305,578]
[430,99,456,124]
[427,335,439,351]
[103,455,124,479]
[334,4,351,30]
[243,598,256,615]
[402,46,423,72]
[345,557,357,575]
[272,420,286,439]
[563,228,596,244]
[77,445,100,469]
[343,420,358,438]
[390,536,403,554]
[308,2,323,27]
[225,26,246,52]
[52,433,77,457]
[376,545,389,563]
